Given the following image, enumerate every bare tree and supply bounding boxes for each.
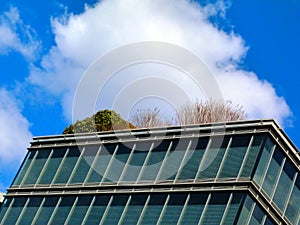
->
[176,99,247,125]
[131,100,246,128]
[131,108,171,128]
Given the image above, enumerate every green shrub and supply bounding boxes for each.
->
[63,109,135,134]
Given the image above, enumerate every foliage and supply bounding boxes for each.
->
[131,99,247,128]
[131,108,172,128]
[64,100,247,133]
[176,99,247,125]
[63,109,135,134]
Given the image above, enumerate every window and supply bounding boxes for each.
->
[70,145,100,184]
[13,151,36,185]
[219,135,251,178]
[54,147,81,184]
[177,137,208,180]
[23,150,51,185]
[273,160,296,211]
[285,176,300,224]
[198,136,230,179]
[38,148,67,185]
[262,148,285,196]
[253,137,275,185]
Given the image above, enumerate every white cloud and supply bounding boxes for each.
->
[0,7,40,59]
[28,0,291,126]
[0,89,32,162]
[216,69,291,125]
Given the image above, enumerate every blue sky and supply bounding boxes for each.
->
[0,0,299,191]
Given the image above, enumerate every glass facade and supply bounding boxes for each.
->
[11,134,265,187]
[0,192,275,225]
[1,120,299,225]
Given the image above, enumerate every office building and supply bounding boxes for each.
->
[0,119,299,224]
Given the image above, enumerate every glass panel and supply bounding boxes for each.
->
[285,176,300,224]
[120,194,148,225]
[121,141,151,182]
[50,196,76,225]
[198,136,230,179]
[102,143,133,182]
[86,144,116,183]
[262,148,284,196]
[139,141,171,181]
[34,197,59,224]
[18,197,43,225]
[273,160,296,211]
[68,195,93,224]
[0,198,13,223]
[54,147,81,184]
[23,150,51,185]
[70,145,99,184]
[236,195,254,225]
[160,193,187,224]
[264,217,276,225]
[200,192,230,224]
[157,139,189,181]
[13,151,36,185]
[253,137,275,185]
[219,135,251,178]
[240,135,265,178]
[177,137,208,180]
[38,148,67,184]
[139,194,167,224]
[180,193,208,225]
[222,193,245,225]
[84,195,110,224]
[2,197,27,225]
[102,195,129,225]
[248,205,265,225]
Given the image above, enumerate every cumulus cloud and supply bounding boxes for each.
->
[0,7,40,59]
[28,0,291,126]
[0,88,32,162]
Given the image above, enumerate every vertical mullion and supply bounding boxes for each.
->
[176,193,190,225]
[83,146,102,185]
[136,142,154,183]
[220,193,233,225]
[118,144,136,184]
[194,138,213,183]
[245,202,256,225]
[156,194,170,224]
[99,195,114,225]
[15,197,30,225]
[155,141,173,183]
[215,137,233,179]
[35,150,54,185]
[259,145,276,191]
[81,195,96,225]
[64,196,78,224]
[67,147,86,184]
[117,195,132,225]
[197,193,212,225]
[237,136,254,178]
[136,194,151,225]
[0,198,15,224]
[46,197,62,225]
[50,148,69,186]
[174,139,192,182]
[100,145,119,184]
[283,173,298,214]
[31,197,46,225]
[270,158,286,199]
[297,212,300,225]
[20,150,38,186]
[261,214,267,225]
